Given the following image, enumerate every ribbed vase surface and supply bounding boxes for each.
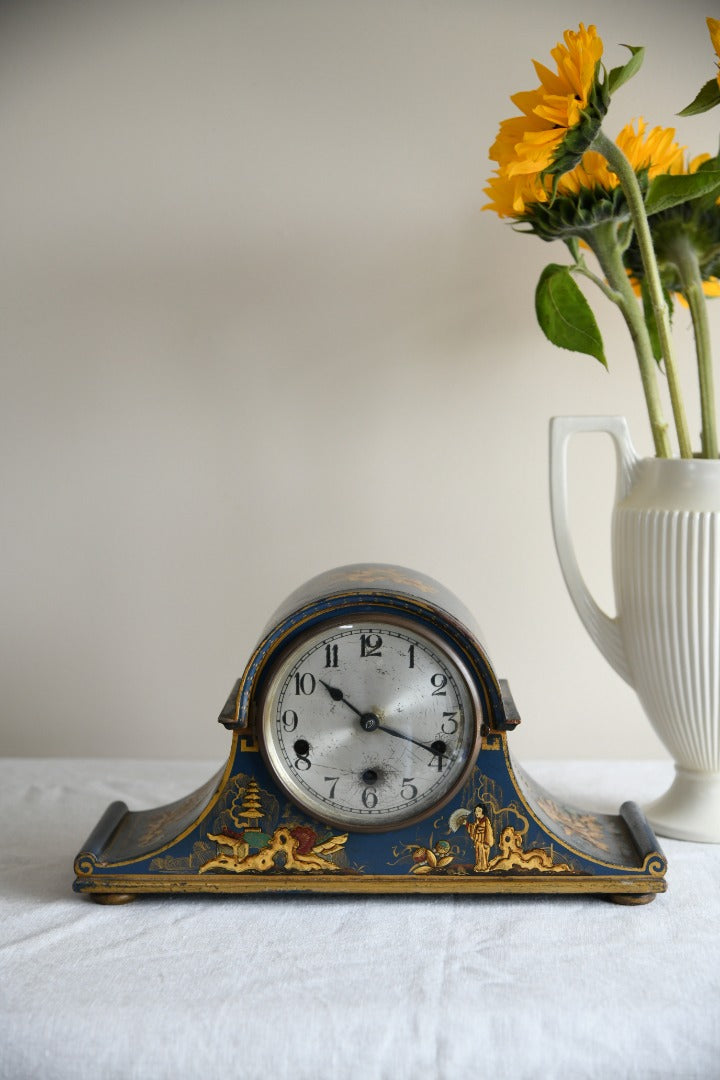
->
[614,498,720,776]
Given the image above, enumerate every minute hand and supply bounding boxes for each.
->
[377,722,443,756]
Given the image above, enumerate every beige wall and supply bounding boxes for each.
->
[2,0,718,761]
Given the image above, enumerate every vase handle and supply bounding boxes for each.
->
[549,416,639,686]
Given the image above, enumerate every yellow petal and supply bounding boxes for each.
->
[707,16,720,58]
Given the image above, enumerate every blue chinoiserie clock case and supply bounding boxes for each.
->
[74,564,667,904]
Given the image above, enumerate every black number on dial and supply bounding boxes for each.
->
[400,778,418,800]
[441,711,458,734]
[282,709,299,732]
[431,673,448,696]
[293,738,311,770]
[429,740,447,771]
[294,672,316,696]
[360,634,383,658]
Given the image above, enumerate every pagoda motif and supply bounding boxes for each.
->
[232,778,264,839]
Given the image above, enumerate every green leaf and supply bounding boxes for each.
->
[607,45,645,95]
[645,171,720,215]
[696,152,720,174]
[640,278,674,364]
[535,264,607,366]
[678,77,720,117]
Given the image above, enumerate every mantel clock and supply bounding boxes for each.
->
[74,564,667,904]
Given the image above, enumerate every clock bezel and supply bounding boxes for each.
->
[253,612,484,833]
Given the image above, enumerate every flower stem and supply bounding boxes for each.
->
[592,130,693,458]
[666,231,718,459]
[574,256,622,305]
[587,222,672,458]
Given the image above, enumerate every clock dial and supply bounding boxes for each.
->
[258,618,481,831]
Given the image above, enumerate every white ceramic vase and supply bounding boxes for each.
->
[550,415,720,843]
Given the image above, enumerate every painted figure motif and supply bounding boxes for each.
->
[463,803,495,871]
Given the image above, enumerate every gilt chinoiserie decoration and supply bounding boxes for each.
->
[73,564,667,904]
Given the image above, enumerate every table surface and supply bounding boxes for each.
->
[1,756,718,1080]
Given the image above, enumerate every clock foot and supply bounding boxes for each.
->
[606,892,656,906]
[90,892,137,905]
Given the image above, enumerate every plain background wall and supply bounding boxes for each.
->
[2,0,719,764]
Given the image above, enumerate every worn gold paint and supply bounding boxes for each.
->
[80,873,665,898]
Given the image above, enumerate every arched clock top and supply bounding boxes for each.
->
[217,563,519,735]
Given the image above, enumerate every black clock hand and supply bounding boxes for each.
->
[377,722,447,758]
[318,680,364,718]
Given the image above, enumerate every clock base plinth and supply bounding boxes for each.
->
[73,727,667,904]
[76,874,665,901]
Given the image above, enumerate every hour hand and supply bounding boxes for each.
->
[318,680,363,718]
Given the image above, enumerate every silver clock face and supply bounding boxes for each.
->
[258,618,481,831]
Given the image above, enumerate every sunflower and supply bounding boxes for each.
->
[558,120,685,197]
[708,16,720,88]
[492,120,687,243]
[623,147,720,302]
[485,24,605,217]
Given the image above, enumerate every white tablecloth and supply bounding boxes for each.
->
[1,757,718,1080]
